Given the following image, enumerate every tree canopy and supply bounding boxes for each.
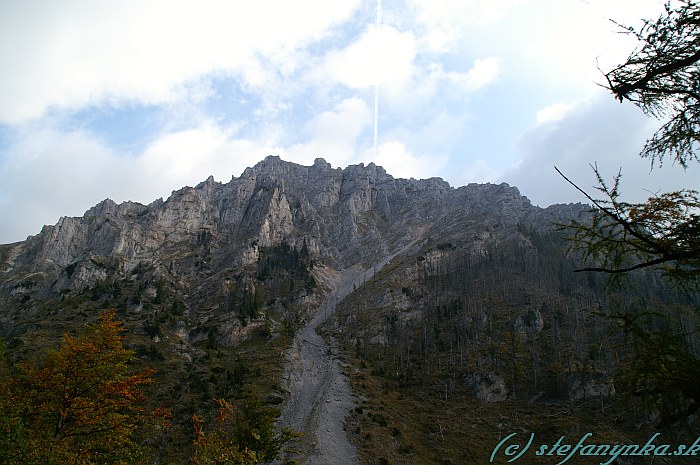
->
[562,0,700,283]
[605,0,700,168]
[0,310,156,465]
[558,165,700,280]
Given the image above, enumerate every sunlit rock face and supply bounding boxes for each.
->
[0,156,587,326]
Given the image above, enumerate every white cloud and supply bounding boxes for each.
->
[401,111,467,153]
[0,122,278,243]
[536,102,578,124]
[324,24,417,88]
[137,123,263,187]
[369,140,446,179]
[284,98,372,167]
[0,0,361,123]
[434,57,501,93]
[464,57,501,91]
[0,99,372,243]
[0,127,129,242]
[409,0,528,51]
[523,0,665,91]
[458,158,500,184]
[501,95,700,207]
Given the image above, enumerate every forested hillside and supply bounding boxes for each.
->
[324,223,700,464]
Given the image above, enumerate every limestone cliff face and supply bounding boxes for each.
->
[0,156,586,308]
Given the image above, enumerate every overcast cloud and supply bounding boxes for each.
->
[1,0,697,244]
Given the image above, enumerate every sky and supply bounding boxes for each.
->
[1,0,698,244]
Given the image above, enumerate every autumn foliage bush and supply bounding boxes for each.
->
[0,310,158,464]
[0,310,297,464]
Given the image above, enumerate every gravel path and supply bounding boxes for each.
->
[276,267,359,465]
[276,239,426,464]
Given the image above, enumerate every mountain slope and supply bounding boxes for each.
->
[1,155,565,339]
[2,156,695,464]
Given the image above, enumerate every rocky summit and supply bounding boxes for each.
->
[0,156,580,308]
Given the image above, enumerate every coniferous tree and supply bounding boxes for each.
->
[560,0,700,424]
[560,0,700,283]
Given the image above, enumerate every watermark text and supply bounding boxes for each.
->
[490,432,700,464]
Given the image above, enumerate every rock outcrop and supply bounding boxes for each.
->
[2,156,580,307]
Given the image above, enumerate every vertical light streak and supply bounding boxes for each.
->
[373,0,382,157]
[374,85,379,157]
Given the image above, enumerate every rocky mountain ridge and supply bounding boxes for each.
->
[1,156,584,306]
